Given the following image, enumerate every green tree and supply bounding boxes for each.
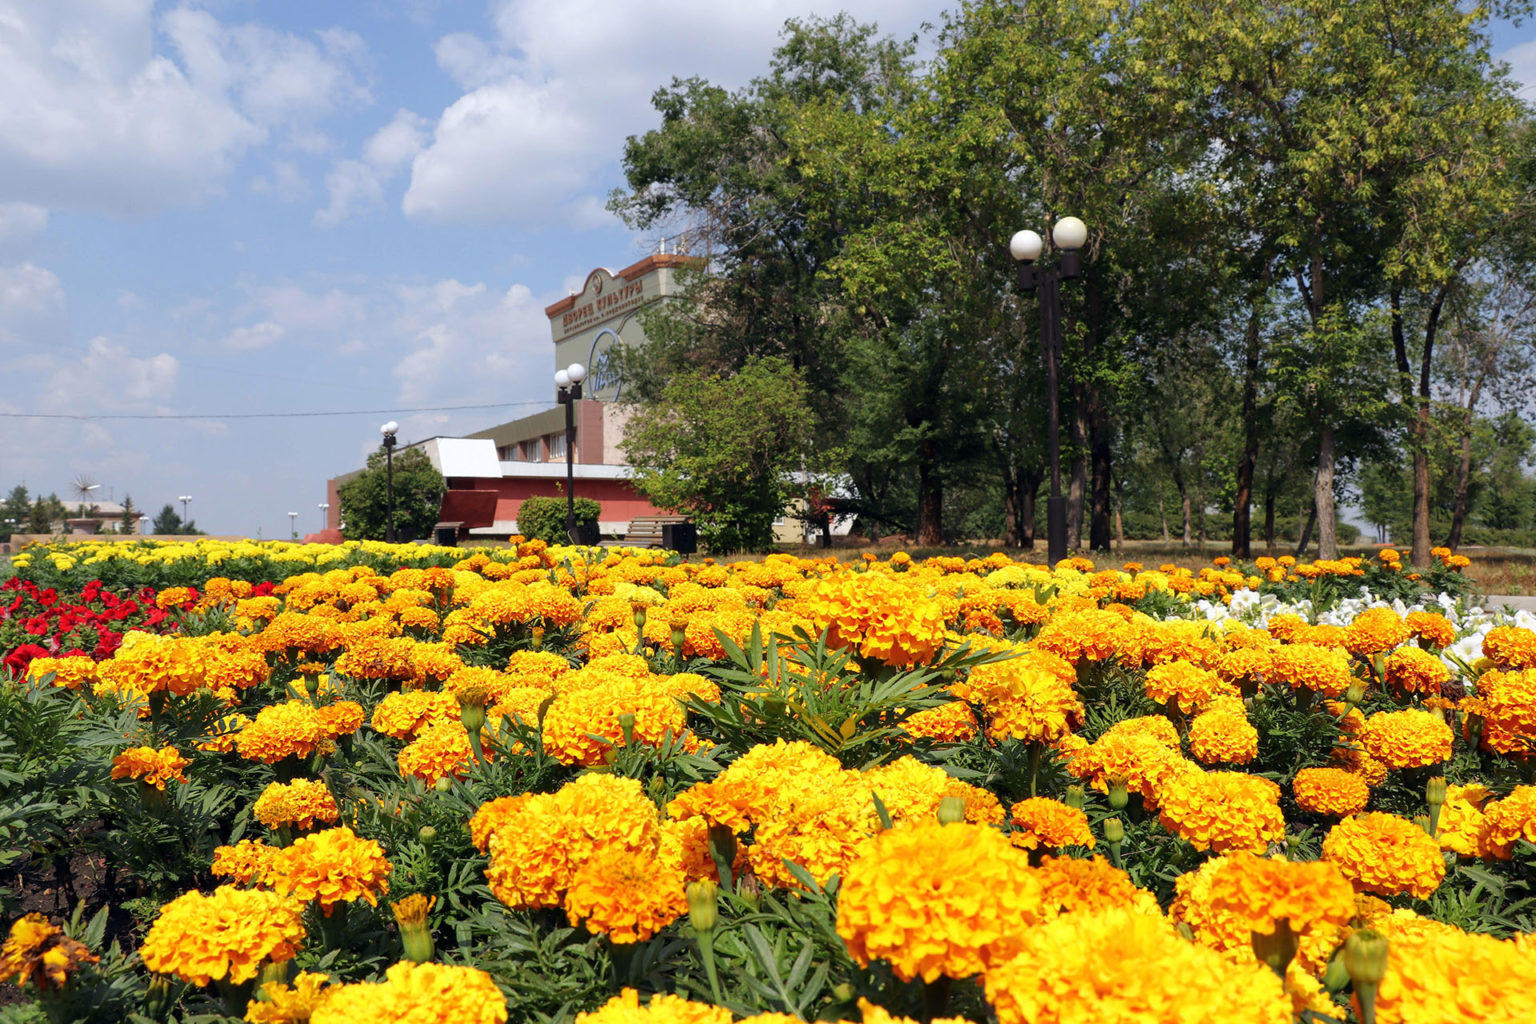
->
[338,447,446,543]
[1,485,28,540]
[118,494,140,535]
[621,356,828,552]
[152,504,183,535]
[28,494,65,534]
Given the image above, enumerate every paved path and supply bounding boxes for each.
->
[1484,595,1536,614]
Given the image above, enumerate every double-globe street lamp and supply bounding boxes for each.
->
[1009,216,1088,566]
[380,422,399,543]
[554,363,587,543]
[178,495,192,527]
[318,502,329,532]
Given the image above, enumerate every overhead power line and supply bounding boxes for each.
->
[0,400,551,422]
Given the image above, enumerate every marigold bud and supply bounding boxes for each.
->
[937,795,967,824]
[433,777,452,794]
[1104,817,1125,844]
[1413,813,1433,836]
[1108,781,1129,810]
[1250,917,1299,977]
[1345,682,1367,707]
[1063,785,1086,810]
[1345,928,1389,985]
[390,894,436,963]
[418,825,437,843]
[618,712,637,747]
[686,879,718,933]
[1426,776,1446,806]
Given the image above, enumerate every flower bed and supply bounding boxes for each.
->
[1,545,1531,1024]
[0,578,200,676]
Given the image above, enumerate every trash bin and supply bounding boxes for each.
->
[661,521,697,554]
[570,521,601,546]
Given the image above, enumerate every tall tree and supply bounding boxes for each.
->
[338,448,446,543]
[152,504,182,535]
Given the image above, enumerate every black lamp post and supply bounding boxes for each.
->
[1010,216,1088,566]
[380,421,399,542]
[554,362,587,544]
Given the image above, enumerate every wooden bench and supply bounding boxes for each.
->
[615,514,692,549]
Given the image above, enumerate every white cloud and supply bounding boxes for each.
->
[222,321,286,351]
[390,280,546,403]
[0,2,370,216]
[0,262,66,345]
[0,203,48,258]
[250,160,309,201]
[1504,40,1536,99]
[401,0,937,226]
[50,337,179,406]
[315,109,427,225]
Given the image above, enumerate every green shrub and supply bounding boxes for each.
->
[516,495,601,544]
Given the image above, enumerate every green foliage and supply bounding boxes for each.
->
[338,446,446,543]
[621,356,831,553]
[516,496,602,546]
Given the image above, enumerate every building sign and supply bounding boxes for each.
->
[554,268,649,341]
[586,329,623,402]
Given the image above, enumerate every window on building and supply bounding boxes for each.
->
[497,445,515,460]
[548,432,566,459]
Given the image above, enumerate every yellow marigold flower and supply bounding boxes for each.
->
[1292,767,1371,817]
[984,908,1292,1024]
[1359,709,1453,770]
[795,573,947,668]
[1322,813,1445,898]
[902,699,979,742]
[1157,771,1284,855]
[0,914,98,993]
[1009,798,1094,851]
[1065,730,1195,807]
[246,971,334,1023]
[24,655,97,690]
[1344,607,1409,658]
[540,678,690,767]
[1480,785,1536,859]
[397,719,485,784]
[333,635,417,682]
[573,988,730,1024]
[863,757,1004,827]
[963,657,1083,745]
[563,846,687,943]
[1032,609,1129,664]
[1435,782,1494,858]
[1384,645,1451,696]
[1188,707,1259,765]
[97,634,207,698]
[1371,917,1536,1024]
[237,701,327,764]
[1482,625,1536,669]
[852,1000,971,1024]
[253,779,340,832]
[139,886,305,986]
[200,633,272,691]
[212,839,281,885]
[311,962,506,1024]
[111,745,190,790]
[1201,852,1355,946]
[837,821,1045,982]
[314,701,365,739]
[1266,643,1355,698]
[370,690,458,739]
[1404,611,1456,650]
[267,826,391,914]
[485,775,659,910]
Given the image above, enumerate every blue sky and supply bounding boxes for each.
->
[1,1,1532,536]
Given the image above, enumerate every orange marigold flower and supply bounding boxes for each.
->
[1322,813,1445,898]
[984,908,1292,1024]
[397,720,483,784]
[370,690,458,739]
[1436,783,1496,858]
[1344,607,1409,658]
[1008,798,1095,851]
[902,699,979,742]
[253,779,340,832]
[563,846,687,943]
[267,826,391,914]
[1034,855,1159,917]
[1384,645,1451,696]
[796,573,947,668]
[1266,643,1355,698]
[1482,625,1536,669]
[1144,662,1234,714]
[314,701,365,739]
[1292,767,1371,817]
[1478,668,1536,756]
[836,822,1045,982]
[311,962,506,1024]
[1359,709,1453,770]
[1480,785,1536,860]
[139,886,305,986]
[1033,609,1130,665]
[1201,852,1356,940]
[1371,915,1536,1024]
[963,657,1083,745]
[236,701,328,764]
[211,839,281,885]
[1157,771,1284,855]
[0,914,98,993]
[110,745,190,790]
[1187,707,1259,765]
[1404,611,1456,650]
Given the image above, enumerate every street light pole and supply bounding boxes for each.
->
[318,502,329,532]
[1010,216,1088,566]
[554,363,587,544]
[380,422,399,543]
[288,511,298,539]
[178,495,192,528]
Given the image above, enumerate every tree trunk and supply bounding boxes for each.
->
[1002,466,1024,548]
[1181,492,1192,547]
[1159,489,1170,542]
[1314,425,1338,559]
[1232,297,1263,558]
[1113,472,1125,550]
[1090,431,1113,552]
[1447,402,1477,549]
[1263,482,1276,554]
[1068,406,1088,549]
[1021,465,1041,550]
[1296,500,1317,557]
[1410,410,1431,560]
[916,446,943,546]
